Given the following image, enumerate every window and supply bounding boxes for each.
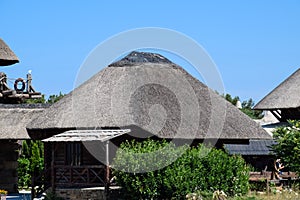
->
[66,143,82,166]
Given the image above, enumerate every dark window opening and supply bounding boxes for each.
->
[66,143,82,166]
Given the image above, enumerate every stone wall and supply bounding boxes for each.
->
[55,187,122,200]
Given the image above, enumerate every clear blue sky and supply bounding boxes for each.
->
[1,1,300,103]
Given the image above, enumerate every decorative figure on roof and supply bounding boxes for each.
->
[0,38,42,103]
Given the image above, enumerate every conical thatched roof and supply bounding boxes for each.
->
[27,51,270,140]
[254,68,300,110]
[0,104,47,139]
[0,38,19,66]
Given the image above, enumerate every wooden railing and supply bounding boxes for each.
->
[249,171,298,181]
[53,165,106,187]
[31,165,106,199]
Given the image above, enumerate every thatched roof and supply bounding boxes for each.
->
[254,68,300,110]
[0,104,47,139]
[27,51,270,140]
[0,38,19,66]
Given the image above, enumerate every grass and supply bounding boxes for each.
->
[192,190,300,200]
[227,189,300,200]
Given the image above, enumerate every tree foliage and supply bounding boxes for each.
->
[272,120,300,173]
[224,93,240,106]
[223,93,263,119]
[113,139,250,199]
[24,94,46,104]
[18,140,44,188]
[47,92,65,104]
[25,92,65,104]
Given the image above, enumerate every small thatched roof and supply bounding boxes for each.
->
[0,38,19,66]
[254,68,300,110]
[225,139,276,155]
[27,51,270,140]
[0,104,47,139]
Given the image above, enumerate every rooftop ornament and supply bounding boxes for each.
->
[0,71,42,103]
[0,38,42,103]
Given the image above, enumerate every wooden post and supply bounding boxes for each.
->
[26,73,31,93]
[105,141,110,196]
[70,166,73,185]
[26,72,36,93]
[271,110,281,121]
[266,179,269,195]
[51,143,55,192]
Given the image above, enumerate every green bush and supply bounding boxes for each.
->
[272,120,300,174]
[249,179,267,192]
[112,139,185,199]
[112,139,250,199]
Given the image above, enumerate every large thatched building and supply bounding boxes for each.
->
[254,68,300,121]
[0,38,22,193]
[0,38,19,66]
[0,104,46,193]
[27,51,271,190]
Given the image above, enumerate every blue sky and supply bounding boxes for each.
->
[1,1,300,103]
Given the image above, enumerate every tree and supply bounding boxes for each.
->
[240,98,263,119]
[241,98,254,109]
[18,140,44,188]
[47,92,65,104]
[222,94,263,119]
[25,92,65,104]
[25,94,46,104]
[271,120,300,173]
[223,93,239,106]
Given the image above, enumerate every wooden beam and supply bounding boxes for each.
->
[105,141,110,196]
[51,143,55,192]
[271,110,282,121]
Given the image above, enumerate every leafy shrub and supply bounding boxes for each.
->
[249,179,266,192]
[272,120,300,174]
[112,139,185,199]
[113,139,250,199]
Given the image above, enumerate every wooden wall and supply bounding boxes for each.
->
[0,140,20,193]
[281,108,300,121]
[45,142,105,188]
[52,142,102,166]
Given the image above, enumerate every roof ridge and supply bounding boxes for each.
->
[109,51,173,67]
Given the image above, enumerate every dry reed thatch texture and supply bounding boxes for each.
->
[254,68,300,110]
[27,52,270,140]
[0,38,19,66]
[0,104,47,139]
